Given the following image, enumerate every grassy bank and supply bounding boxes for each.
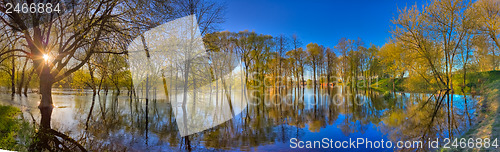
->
[370,71,500,94]
[455,79,500,152]
[369,71,500,151]
[0,105,33,151]
[368,71,500,151]
[369,78,404,92]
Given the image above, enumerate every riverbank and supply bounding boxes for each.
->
[371,71,500,94]
[369,71,500,151]
[457,79,500,151]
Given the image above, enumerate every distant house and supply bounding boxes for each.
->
[298,80,335,87]
[300,80,307,86]
[320,83,334,87]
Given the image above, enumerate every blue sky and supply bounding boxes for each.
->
[219,0,426,49]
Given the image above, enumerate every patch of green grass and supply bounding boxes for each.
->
[0,105,21,150]
[369,78,404,92]
[451,70,500,94]
[373,70,500,94]
[0,105,34,151]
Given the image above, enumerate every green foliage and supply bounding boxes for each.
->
[71,69,92,90]
[306,79,313,85]
[370,78,404,91]
[0,56,14,89]
[458,70,500,93]
[0,105,33,151]
[0,71,10,88]
[403,76,434,92]
[371,71,500,93]
[0,105,19,149]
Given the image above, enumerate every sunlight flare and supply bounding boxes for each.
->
[43,54,50,62]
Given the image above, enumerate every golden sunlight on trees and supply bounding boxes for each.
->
[0,0,499,151]
[379,42,407,91]
[306,43,322,88]
[472,0,500,51]
[388,0,498,93]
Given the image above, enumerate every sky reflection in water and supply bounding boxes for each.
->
[0,88,478,151]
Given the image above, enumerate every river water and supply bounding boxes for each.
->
[0,87,478,151]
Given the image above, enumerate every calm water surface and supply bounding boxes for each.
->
[0,87,478,151]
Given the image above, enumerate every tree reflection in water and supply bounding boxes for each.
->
[0,87,477,151]
[53,86,475,151]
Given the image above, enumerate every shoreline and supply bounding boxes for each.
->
[451,79,500,152]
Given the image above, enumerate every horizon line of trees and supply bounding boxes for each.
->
[0,0,498,97]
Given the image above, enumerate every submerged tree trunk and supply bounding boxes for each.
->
[17,59,28,95]
[24,68,35,96]
[85,94,96,130]
[39,64,54,129]
[392,70,396,93]
[162,73,169,101]
[182,61,191,108]
[313,65,317,89]
[11,55,15,96]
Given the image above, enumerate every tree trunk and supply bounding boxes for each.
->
[182,60,191,108]
[18,59,28,95]
[245,64,249,85]
[11,56,15,96]
[327,69,331,90]
[39,64,54,129]
[301,68,305,88]
[278,55,282,93]
[392,73,395,93]
[162,73,169,102]
[313,65,316,88]
[24,68,35,96]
